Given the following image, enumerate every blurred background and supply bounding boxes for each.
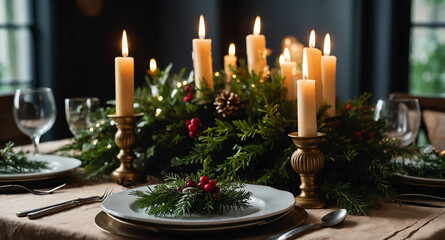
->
[0,0,442,141]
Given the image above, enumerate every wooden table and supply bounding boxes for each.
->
[1,140,444,240]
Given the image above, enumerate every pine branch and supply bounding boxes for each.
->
[131,174,251,217]
[0,142,48,173]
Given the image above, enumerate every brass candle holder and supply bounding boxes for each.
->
[108,113,144,186]
[288,132,327,208]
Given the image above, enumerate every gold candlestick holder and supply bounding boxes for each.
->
[108,113,144,186]
[288,132,327,208]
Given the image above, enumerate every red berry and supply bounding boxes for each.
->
[204,184,213,192]
[189,131,196,138]
[184,95,192,102]
[208,180,216,186]
[200,176,209,184]
[184,86,192,92]
[188,124,198,132]
[191,118,201,126]
[368,133,374,139]
[346,103,353,110]
[186,181,195,188]
[197,182,205,190]
[212,186,220,194]
[361,129,366,133]
[355,131,362,138]
[185,120,191,125]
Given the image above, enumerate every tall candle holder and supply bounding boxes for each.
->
[108,113,144,186]
[288,132,327,208]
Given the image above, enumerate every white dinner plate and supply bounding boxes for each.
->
[102,184,296,226]
[0,155,81,182]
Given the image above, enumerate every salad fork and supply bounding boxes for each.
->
[18,188,113,219]
[0,183,66,195]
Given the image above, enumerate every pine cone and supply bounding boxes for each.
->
[214,91,243,117]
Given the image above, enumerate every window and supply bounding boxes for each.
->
[409,0,445,96]
[0,0,34,93]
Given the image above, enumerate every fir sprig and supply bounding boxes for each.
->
[130,173,251,217]
[0,142,48,173]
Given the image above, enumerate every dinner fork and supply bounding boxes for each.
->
[24,188,113,219]
[0,183,66,195]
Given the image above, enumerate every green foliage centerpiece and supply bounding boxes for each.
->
[63,60,417,215]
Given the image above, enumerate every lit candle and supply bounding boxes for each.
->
[297,51,317,137]
[279,48,297,100]
[303,30,322,110]
[246,16,267,75]
[115,30,134,116]
[321,34,337,116]
[224,43,237,84]
[149,58,157,72]
[192,15,214,90]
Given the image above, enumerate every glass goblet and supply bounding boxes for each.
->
[65,97,100,137]
[13,88,56,155]
[373,98,421,147]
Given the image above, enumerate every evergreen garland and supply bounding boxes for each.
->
[62,60,433,215]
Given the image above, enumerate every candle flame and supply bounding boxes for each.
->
[253,16,261,35]
[324,33,331,56]
[309,29,315,48]
[284,48,291,61]
[122,30,128,57]
[303,51,308,80]
[279,54,285,64]
[199,15,205,39]
[150,58,157,72]
[228,43,235,56]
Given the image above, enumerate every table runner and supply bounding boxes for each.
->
[1,140,444,240]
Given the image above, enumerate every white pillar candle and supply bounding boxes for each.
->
[115,30,134,116]
[246,16,267,75]
[192,15,214,90]
[224,43,237,84]
[321,34,337,116]
[279,48,297,100]
[303,30,322,110]
[297,51,317,137]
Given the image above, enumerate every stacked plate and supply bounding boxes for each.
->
[0,155,81,182]
[98,184,307,238]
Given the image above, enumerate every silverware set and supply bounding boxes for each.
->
[16,188,113,219]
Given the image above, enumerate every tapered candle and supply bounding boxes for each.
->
[321,34,337,116]
[192,15,214,90]
[303,30,322,110]
[246,16,267,75]
[224,43,237,84]
[297,51,317,137]
[279,48,297,100]
[149,58,157,72]
[115,30,134,116]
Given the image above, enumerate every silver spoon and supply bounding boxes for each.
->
[267,209,347,240]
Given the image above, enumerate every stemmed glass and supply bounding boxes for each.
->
[13,88,56,155]
[65,97,100,137]
[373,98,421,147]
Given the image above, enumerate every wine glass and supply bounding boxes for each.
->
[13,88,56,155]
[373,98,421,147]
[64,97,100,137]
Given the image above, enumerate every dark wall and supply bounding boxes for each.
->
[36,0,397,141]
